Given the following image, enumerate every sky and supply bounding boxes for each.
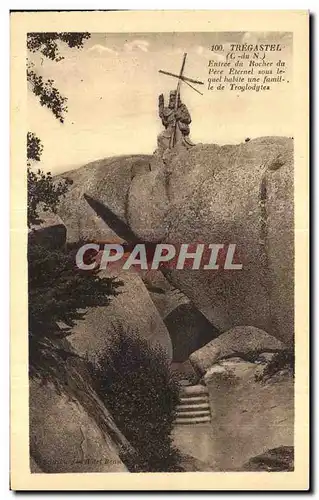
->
[27,31,293,173]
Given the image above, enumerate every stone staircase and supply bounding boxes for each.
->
[175,384,211,425]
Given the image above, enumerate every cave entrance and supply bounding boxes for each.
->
[164,302,219,364]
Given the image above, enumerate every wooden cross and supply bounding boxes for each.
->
[159,53,204,148]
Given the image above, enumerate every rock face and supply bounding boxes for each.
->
[242,446,294,472]
[127,165,168,242]
[180,358,294,471]
[57,154,152,243]
[57,137,294,345]
[173,324,293,471]
[30,137,294,473]
[206,358,294,470]
[189,326,286,375]
[158,137,294,344]
[28,211,66,249]
[140,270,189,319]
[30,456,43,473]
[29,376,128,473]
[67,268,173,364]
[178,453,214,472]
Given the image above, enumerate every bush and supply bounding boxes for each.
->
[90,329,182,472]
[28,241,122,382]
[255,349,295,383]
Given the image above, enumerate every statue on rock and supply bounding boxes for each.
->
[156,90,195,160]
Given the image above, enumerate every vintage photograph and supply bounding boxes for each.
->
[11,11,309,491]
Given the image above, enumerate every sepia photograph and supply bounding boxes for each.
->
[10,10,309,491]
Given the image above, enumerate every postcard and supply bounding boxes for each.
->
[10,10,309,491]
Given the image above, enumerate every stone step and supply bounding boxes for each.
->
[179,385,209,396]
[176,410,211,418]
[175,416,211,425]
[176,403,210,411]
[179,396,209,404]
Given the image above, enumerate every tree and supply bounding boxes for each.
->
[26,32,123,382]
[27,32,90,122]
[28,241,122,381]
[27,33,91,225]
[27,132,72,227]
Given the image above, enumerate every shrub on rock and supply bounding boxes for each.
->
[90,330,181,472]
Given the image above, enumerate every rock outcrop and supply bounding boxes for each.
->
[57,154,152,243]
[198,358,293,470]
[189,326,286,375]
[67,268,173,364]
[29,136,294,473]
[155,137,294,345]
[242,446,294,472]
[57,137,294,346]
[29,370,129,473]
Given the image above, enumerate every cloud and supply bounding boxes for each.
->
[124,39,149,52]
[195,45,225,61]
[88,44,118,55]
[167,47,184,56]
[195,45,205,55]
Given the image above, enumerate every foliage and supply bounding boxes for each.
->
[27,32,90,122]
[90,330,182,472]
[27,131,43,163]
[255,349,295,383]
[171,367,198,386]
[29,241,123,380]
[27,32,91,61]
[27,166,72,227]
[27,32,121,386]
[27,68,68,123]
[27,132,72,227]
[27,33,91,219]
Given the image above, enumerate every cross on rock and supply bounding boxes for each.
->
[159,53,204,148]
[159,53,204,96]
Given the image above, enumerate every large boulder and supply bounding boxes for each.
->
[128,137,294,345]
[57,154,152,243]
[189,326,286,375]
[172,357,294,471]
[203,358,294,470]
[139,269,190,319]
[242,446,294,472]
[29,374,129,473]
[56,137,294,345]
[67,268,173,364]
[56,156,173,360]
